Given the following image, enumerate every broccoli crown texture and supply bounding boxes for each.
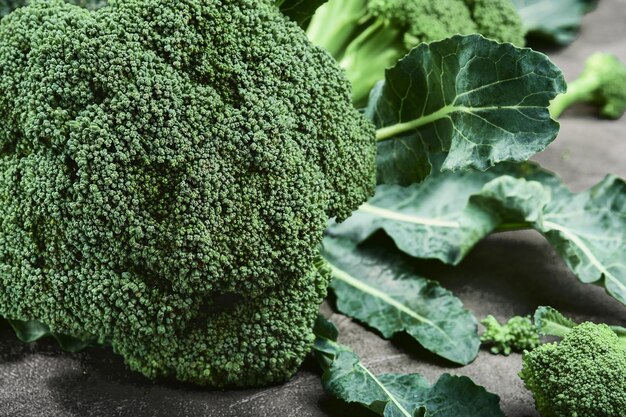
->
[0,0,376,387]
[369,0,525,47]
[520,322,626,417]
[480,315,540,355]
[0,0,106,17]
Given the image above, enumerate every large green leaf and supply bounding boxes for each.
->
[328,163,626,305]
[367,35,565,185]
[512,0,598,45]
[320,236,480,365]
[313,316,505,417]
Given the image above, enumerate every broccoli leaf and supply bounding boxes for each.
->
[534,306,626,347]
[533,306,577,338]
[277,0,328,27]
[328,163,626,305]
[320,236,480,365]
[367,34,565,185]
[313,316,505,417]
[511,0,598,46]
[5,318,91,352]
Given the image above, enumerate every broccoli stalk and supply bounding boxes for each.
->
[306,0,526,105]
[550,53,626,119]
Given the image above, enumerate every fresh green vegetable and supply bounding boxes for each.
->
[0,0,376,387]
[520,322,626,417]
[3,318,94,352]
[534,306,626,346]
[366,34,564,184]
[321,236,480,365]
[550,52,626,119]
[0,0,565,388]
[480,315,540,355]
[306,0,527,103]
[275,0,328,26]
[511,0,598,46]
[313,315,506,417]
[329,162,626,305]
[0,0,106,16]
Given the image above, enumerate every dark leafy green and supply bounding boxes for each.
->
[512,0,598,46]
[329,163,626,305]
[313,316,505,417]
[367,34,565,185]
[320,237,480,365]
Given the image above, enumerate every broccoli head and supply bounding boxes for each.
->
[520,322,626,417]
[306,0,526,103]
[480,315,540,355]
[0,0,106,17]
[0,0,376,387]
[550,52,626,119]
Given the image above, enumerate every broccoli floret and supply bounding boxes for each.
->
[550,52,626,119]
[520,322,626,417]
[480,315,540,355]
[0,0,106,17]
[306,0,526,103]
[0,0,376,387]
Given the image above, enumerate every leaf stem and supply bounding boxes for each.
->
[375,105,457,141]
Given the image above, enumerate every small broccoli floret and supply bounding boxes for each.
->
[306,0,526,104]
[0,0,376,387]
[550,52,626,119]
[480,315,540,355]
[520,322,626,417]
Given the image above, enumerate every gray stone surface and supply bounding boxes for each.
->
[1,2,625,416]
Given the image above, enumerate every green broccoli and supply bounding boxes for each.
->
[0,0,376,387]
[480,315,540,355]
[306,0,526,103]
[550,52,626,119]
[520,322,626,417]
[0,0,106,17]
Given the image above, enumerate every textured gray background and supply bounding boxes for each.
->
[1,1,625,416]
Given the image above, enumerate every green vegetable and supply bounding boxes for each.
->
[0,0,106,16]
[328,162,626,305]
[313,316,506,417]
[275,0,328,26]
[520,322,626,417]
[533,306,578,338]
[534,306,626,346]
[306,0,527,103]
[550,52,626,119]
[321,236,480,365]
[4,318,93,352]
[367,34,565,185]
[511,0,598,46]
[480,315,540,355]
[0,0,375,387]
